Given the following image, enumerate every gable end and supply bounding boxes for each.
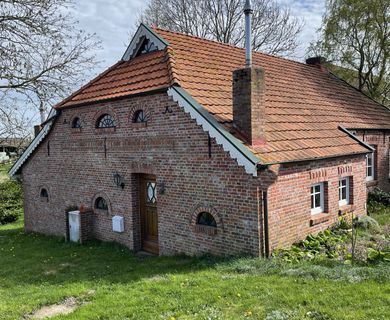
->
[122,24,168,61]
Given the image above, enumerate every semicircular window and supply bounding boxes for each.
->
[197,212,217,228]
[133,110,149,123]
[40,188,49,199]
[95,197,108,210]
[137,39,158,55]
[71,117,82,128]
[96,114,115,128]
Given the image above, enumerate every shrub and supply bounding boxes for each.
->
[354,216,381,233]
[367,248,390,263]
[273,229,349,263]
[368,187,390,206]
[0,179,22,224]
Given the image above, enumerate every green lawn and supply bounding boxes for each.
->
[1,220,390,320]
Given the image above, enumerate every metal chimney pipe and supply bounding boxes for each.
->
[244,0,253,68]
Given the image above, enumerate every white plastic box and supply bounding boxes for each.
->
[112,215,124,233]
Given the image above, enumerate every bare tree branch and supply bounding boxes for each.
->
[0,0,101,138]
[139,0,303,57]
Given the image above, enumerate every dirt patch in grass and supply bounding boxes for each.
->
[28,297,79,319]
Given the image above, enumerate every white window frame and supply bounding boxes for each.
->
[338,177,350,206]
[388,148,390,178]
[311,183,324,215]
[366,151,374,181]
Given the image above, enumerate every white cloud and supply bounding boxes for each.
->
[69,0,147,75]
[276,0,326,60]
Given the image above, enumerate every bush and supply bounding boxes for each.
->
[273,229,349,263]
[368,187,390,206]
[0,179,22,224]
[354,216,381,233]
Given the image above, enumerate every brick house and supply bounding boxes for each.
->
[9,23,390,256]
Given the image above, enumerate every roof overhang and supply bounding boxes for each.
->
[167,85,260,176]
[122,24,168,61]
[9,108,58,177]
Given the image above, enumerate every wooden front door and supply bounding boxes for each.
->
[140,175,159,254]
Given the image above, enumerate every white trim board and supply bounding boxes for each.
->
[122,24,168,61]
[167,86,260,176]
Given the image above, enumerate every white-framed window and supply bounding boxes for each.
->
[388,148,390,178]
[311,183,324,214]
[366,151,374,181]
[339,177,350,206]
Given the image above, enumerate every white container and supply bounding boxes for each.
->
[68,210,80,242]
[112,215,124,233]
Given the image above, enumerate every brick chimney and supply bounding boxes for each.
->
[233,68,266,146]
[306,56,328,72]
[232,0,266,146]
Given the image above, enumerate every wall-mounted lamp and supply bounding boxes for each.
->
[158,181,166,195]
[113,172,125,189]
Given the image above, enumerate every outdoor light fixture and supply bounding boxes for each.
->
[113,172,125,189]
[158,181,166,195]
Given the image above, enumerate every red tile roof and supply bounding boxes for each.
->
[57,26,388,164]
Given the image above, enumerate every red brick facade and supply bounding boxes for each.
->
[354,130,390,192]
[21,92,263,256]
[19,91,390,256]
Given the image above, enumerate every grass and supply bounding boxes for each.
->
[0,163,389,319]
[1,220,390,320]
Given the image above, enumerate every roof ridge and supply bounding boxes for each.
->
[151,26,311,69]
[165,46,181,86]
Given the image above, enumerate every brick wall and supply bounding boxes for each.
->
[265,155,367,250]
[354,130,390,192]
[21,92,263,256]
[20,91,374,256]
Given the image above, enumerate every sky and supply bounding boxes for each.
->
[69,0,326,76]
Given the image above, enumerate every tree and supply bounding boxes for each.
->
[308,0,390,106]
[139,0,303,57]
[0,0,100,141]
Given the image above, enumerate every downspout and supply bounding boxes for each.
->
[262,190,270,258]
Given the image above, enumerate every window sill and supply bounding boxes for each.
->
[193,224,217,236]
[130,122,147,130]
[71,128,83,134]
[338,204,355,215]
[94,208,109,215]
[366,180,378,187]
[94,127,116,134]
[310,213,329,226]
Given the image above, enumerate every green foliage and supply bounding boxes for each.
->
[367,248,390,263]
[0,179,22,225]
[368,187,390,206]
[354,216,380,233]
[274,228,349,263]
[309,0,390,106]
[1,221,390,320]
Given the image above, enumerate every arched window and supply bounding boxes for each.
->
[71,117,81,128]
[136,38,158,56]
[132,110,148,123]
[40,188,49,200]
[197,212,217,227]
[95,197,108,210]
[96,114,115,128]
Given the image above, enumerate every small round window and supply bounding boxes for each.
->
[132,110,148,123]
[197,212,217,227]
[71,117,82,128]
[95,197,108,210]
